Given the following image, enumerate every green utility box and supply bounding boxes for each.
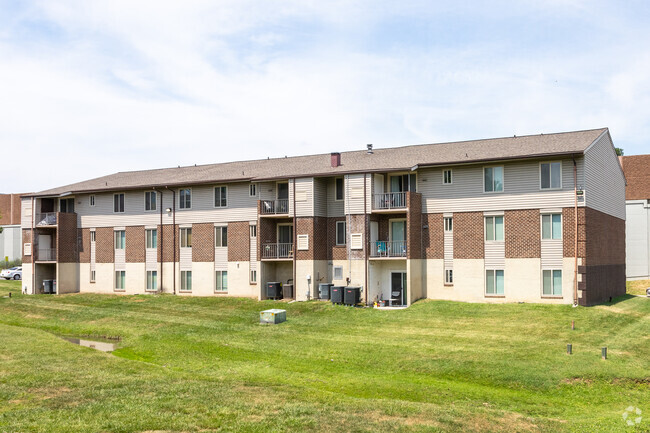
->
[260,309,286,324]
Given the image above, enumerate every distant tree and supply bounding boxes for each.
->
[615,147,624,156]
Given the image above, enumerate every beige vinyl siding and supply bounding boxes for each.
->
[215,247,228,269]
[345,174,366,214]
[287,179,294,215]
[326,177,344,217]
[294,177,314,217]
[583,131,626,220]
[418,158,584,214]
[443,230,453,268]
[258,182,277,201]
[249,222,258,269]
[21,198,33,228]
[541,239,563,268]
[365,174,372,213]
[313,178,328,217]
[90,231,96,272]
[484,242,505,268]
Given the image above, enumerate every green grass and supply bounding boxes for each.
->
[0,280,648,433]
[627,279,650,296]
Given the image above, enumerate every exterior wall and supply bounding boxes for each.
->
[583,132,626,220]
[294,177,314,217]
[344,174,367,215]
[0,225,21,262]
[367,259,406,303]
[504,209,540,258]
[0,194,21,225]
[57,263,79,294]
[453,212,484,259]
[625,200,650,279]
[313,178,328,217]
[57,212,78,263]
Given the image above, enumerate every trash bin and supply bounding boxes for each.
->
[282,284,293,299]
[331,286,345,304]
[344,286,361,306]
[319,283,333,300]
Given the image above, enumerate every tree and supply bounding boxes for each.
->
[615,147,624,156]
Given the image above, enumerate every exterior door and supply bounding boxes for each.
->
[277,183,289,200]
[391,271,407,305]
[390,220,406,256]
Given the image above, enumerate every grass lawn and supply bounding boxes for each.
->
[627,279,650,296]
[0,280,648,433]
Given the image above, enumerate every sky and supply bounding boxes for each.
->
[1,0,649,193]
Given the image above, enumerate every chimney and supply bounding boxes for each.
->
[331,152,341,167]
[367,144,373,154]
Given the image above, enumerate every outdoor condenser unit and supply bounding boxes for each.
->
[331,286,345,304]
[343,286,361,306]
[266,282,282,299]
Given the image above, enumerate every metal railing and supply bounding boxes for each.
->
[373,192,407,210]
[369,241,407,258]
[35,212,57,226]
[260,199,289,215]
[37,248,57,261]
[262,243,293,259]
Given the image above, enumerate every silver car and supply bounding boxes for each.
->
[1,267,22,280]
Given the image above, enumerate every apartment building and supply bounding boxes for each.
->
[0,193,22,263]
[20,128,625,306]
[621,154,650,280]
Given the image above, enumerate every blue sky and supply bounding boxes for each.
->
[1,0,648,193]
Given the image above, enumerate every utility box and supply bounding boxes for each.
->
[260,309,286,324]
[344,286,361,306]
[331,286,345,304]
[319,283,333,300]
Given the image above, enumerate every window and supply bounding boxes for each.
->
[444,217,453,232]
[114,230,126,249]
[215,226,228,247]
[89,195,95,207]
[146,229,157,249]
[445,269,453,284]
[389,173,417,192]
[146,271,157,291]
[485,216,504,241]
[335,178,344,201]
[60,198,74,213]
[443,169,452,185]
[180,228,192,248]
[250,269,257,283]
[336,221,346,245]
[542,270,562,296]
[179,188,191,209]
[114,193,125,213]
[180,271,192,291]
[90,231,96,242]
[115,270,126,291]
[145,191,157,211]
[90,270,96,282]
[250,225,257,238]
[541,214,562,240]
[249,184,257,197]
[214,186,227,207]
[540,162,562,190]
[485,270,504,295]
[215,270,228,292]
[333,266,343,280]
[484,166,504,192]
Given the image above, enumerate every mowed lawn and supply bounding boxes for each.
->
[0,280,648,433]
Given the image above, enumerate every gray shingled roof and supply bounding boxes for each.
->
[27,127,608,197]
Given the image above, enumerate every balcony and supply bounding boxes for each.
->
[35,212,57,227]
[260,199,289,216]
[369,241,407,258]
[262,243,293,260]
[372,192,407,211]
[36,248,57,262]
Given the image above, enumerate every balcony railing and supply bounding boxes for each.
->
[373,192,407,210]
[36,248,57,261]
[260,199,289,215]
[369,241,407,258]
[262,243,293,259]
[35,212,57,226]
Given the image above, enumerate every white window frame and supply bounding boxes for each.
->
[179,188,192,210]
[146,270,157,292]
[180,227,192,248]
[445,269,453,285]
[115,270,126,291]
[90,269,96,283]
[249,183,257,197]
[215,226,228,247]
[113,193,125,213]
[215,270,228,292]
[180,270,192,292]
[335,177,344,201]
[443,169,452,185]
[250,269,257,284]
[541,213,562,240]
[144,191,157,212]
[483,166,504,193]
[484,216,504,242]
[145,229,157,249]
[114,230,126,250]
[444,217,453,232]
[542,269,562,297]
[539,161,562,190]
[214,186,228,208]
[335,221,346,246]
[485,269,505,296]
[333,266,344,280]
[89,195,95,207]
[250,225,257,238]
[90,231,96,243]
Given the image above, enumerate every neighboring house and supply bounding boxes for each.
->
[20,127,625,306]
[621,154,650,280]
[0,194,22,263]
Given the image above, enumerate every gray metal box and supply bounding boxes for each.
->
[260,309,286,324]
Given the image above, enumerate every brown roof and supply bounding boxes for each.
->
[26,127,608,197]
[622,154,650,200]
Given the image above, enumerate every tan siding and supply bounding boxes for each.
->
[541,239,563,268]
[145,249,157,270]
[180,247,192,270]
[345,174,366,214]
[258,182,277,201]
[484,242,505,268]
[326,177,344,217]
[443,230,453,268]
[294,178,314,217]
[21,198,33,228]
[215,247,228,269]
[584,132,626,220]
[313,178,328,217]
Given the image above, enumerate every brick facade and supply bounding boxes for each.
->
[126,226,145,263]
[257,217,280,259]
[57,212,78,263]
[0,194,21,225]
[422,213,443,259]
[227,221,250,262]
[95,227,114,263]
[453,212,484,259]
[562,207,586,259]
[159,224,179,263]
[407,192,422,259]
[192,223,215,262]
[296,217,328,261]
[327,217,347,260]
[505,209,540,258]
[622,155,650,200]
[79,228,91,263]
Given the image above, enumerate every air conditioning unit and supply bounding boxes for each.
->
[266,282,282,300]
[319,283,333,300]
[344,286,361,306]
[331,286,345,304]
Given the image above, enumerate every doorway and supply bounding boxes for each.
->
[391,271,407,306]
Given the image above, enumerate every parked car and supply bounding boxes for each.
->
[1,267,22,280]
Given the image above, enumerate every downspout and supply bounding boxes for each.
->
[573,158,578,307]
[346,175,351,284]
[292,179,297,299]
[363,173,368,305]
[154,189,163,294]
[165,187,176,295]
[31,197,34,295]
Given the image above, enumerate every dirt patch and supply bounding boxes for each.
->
[561,377,593,385]
[25,314,45,319]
